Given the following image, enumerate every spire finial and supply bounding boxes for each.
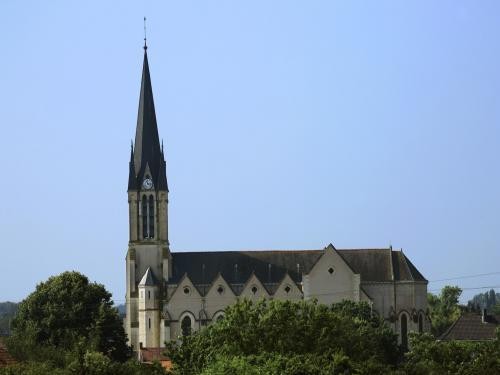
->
[143,17,147,50]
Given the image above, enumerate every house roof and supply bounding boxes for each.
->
[140,347,171,369]
[440,313,499,341]
[169,247,427,287]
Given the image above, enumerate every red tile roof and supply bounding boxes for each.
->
[440,312,499,341]
[0,340,16,367]
[140,347,171,370]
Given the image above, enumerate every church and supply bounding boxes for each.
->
[124,44,429,358]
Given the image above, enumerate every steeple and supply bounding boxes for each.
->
[128,47,168,191]
[128,141,138,190]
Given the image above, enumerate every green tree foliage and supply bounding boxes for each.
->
[0,353,166,375]
[492,303,500,315]
[0,302,18,335]
[403,332,500,374]
[467,289,500,313]
[7,271,129,363]
[165,299,399,375]
[427,286,462,337]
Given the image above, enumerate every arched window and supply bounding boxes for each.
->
[181,316,192,337]
[401,314,408,350]
[141,195,155,239]
[148,290,151,300]
[148,195,155,238]
[418,313,423,333]
[213,311,225,323]
[142,195,148,239]
[148,318,151,330]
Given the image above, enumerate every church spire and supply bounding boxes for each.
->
[129,45,167,191]
[128,141,138,190]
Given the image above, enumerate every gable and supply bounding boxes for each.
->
[205,273,236,299]
[240,273,269,299]
[169,274,202,302]
[273,273,303,300]
[304,246,360,303]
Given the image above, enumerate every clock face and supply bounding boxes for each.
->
[142,178,153,190]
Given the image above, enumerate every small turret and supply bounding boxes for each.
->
[138,267,160,348]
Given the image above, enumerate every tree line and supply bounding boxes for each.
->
[1,271,499,374]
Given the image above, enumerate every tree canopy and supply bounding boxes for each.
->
[427,285,462,337]
[403,332,500,374]
[467,289,500,314]
[8,271,129,363]
[166,299,400,374]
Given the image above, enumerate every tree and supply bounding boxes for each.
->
[467,289,500,313]
[165,299,399,374]
[427,286,462,337]
[403,332,500,374]
[8,271,130,362]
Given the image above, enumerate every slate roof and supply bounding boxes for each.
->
[169,248,427,287]
[129,48,168,192]
[440,313,499,341]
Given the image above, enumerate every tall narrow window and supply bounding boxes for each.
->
[142,195,148,239]
[148,318,151,330]
[141,194,155,239]
[148,195,155,238]
[418,313,423,333]
[401,314,408,350]
[181,316,192,336]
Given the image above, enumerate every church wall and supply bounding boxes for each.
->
[414,283,428,311]
[157,191,168,242]
[166,277,203,323]
[239,274,271,300]
[128,192,138,241]
[134,245,163,285]
[304,248,360,304]
[129,327,139,351]
[203,276,237,319]
[272,274,303,301]
[361,283,395,319]
[169,311,197,341]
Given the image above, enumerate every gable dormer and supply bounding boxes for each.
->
[240,272,270,299]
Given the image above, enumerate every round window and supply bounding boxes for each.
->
[251,286,258,294]
[183,286,191,295]
[217,285,224,295]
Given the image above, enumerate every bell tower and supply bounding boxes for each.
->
[125,43,172,354]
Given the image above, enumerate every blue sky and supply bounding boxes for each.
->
[0,1,499,304]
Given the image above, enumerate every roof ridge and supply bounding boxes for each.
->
[439,313,462,340]
[172,248,392,254]
[172,249,322,254]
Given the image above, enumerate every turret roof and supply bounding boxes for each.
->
[139,267,157,286]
